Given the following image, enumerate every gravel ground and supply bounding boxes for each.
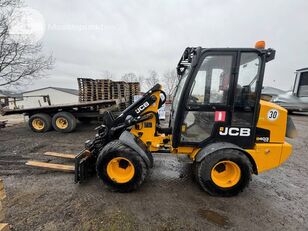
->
[0,113,307,230]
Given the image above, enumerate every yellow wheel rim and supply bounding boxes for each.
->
[32,118,45,131]
[55,117,68,129]
[211,160,241,188]
[106,157,135,183]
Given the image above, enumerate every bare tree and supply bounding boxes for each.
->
[0,0,53,87]
[162,69,178,99]
[0,0,19,8]
[144,70,159,90]
[137,75,144,84]
[121,72,137,82]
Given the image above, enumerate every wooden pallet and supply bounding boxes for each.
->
[127,82,140,104]
[77,77,140,105]
[96,79,112,100]
[112,81,129,102]
[78,78,97,102]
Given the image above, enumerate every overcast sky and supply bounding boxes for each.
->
[22,0,308,91]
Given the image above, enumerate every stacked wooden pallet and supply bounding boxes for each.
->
[111,81,130,110]
[96,79,112,100]
[78,78,141,110]
[128,82,141,104]
[0,179,10,231]
[78,78,97,102]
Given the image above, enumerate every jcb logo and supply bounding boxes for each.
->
[219,127,251,137]
[135,102,150,114]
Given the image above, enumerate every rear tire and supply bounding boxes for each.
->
[52,112,77,133]
[195,149,252,197]
[29,113,52,133]
[96,140,148,192]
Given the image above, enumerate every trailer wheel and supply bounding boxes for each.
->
[96,140,148,192]
[52,112,77,133]
[29,113,52,133]
[195,149,252,197]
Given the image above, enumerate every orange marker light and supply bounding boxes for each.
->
[255,40,266,49]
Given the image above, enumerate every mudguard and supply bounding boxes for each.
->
[119,131,154,168]
[195,142,257,174]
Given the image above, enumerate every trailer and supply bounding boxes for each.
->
[0,99,120,133]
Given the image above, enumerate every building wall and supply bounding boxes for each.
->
[13,88,79,109]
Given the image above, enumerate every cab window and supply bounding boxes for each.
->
[232,52,261,126]
[182,55,233,143]
[188,55,233,106]
[298,72,308,97]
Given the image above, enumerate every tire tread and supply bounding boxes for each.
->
[96,140,148,192]
[29,113,52,133]
[195,149,252,197]
[52,111,77,133]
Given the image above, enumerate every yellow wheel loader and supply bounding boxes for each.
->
[75,42,296,196]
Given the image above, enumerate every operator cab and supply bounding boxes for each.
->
[170,45,275,149]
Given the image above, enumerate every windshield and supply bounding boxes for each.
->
[298,72,308,97]
[171,67,190,117]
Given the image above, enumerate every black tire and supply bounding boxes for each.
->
[29,113,52,133]
[195,149,252,197]
[96,140,148,192]
[52,111,77,133]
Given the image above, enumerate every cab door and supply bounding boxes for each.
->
[172,52,237,147]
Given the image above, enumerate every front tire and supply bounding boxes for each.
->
[96,140,148,192]
[195,149,252,197]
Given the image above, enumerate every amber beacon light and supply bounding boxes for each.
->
[255,40,266,49]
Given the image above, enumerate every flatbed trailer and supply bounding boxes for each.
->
[0,99,120,133]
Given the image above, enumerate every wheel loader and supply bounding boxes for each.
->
[75,41,296,196]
